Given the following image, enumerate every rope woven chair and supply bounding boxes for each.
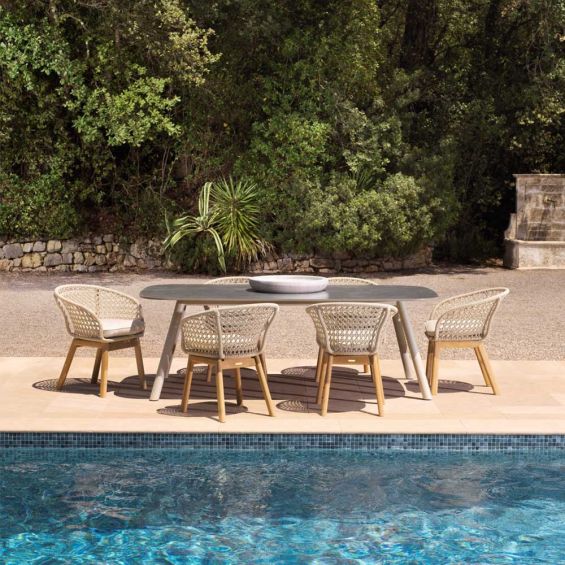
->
[327,277,379,286]
[306,302,397,416]
[312,277,379,378]
[179,303,278,422]
[203,276,251,382]
[425,288,509,395]
[205,276,250,285]
[54,285,146,397]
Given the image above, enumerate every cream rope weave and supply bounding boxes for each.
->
[307,302,397,355]
[54,284,143,341]
[327,277,378,286]
[203,276,250,310]
[181,304,278,359]
[428,287,509,341]
[206,276,250,285]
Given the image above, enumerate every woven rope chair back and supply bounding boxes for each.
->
[206,276,250,285]
[327,277,378,286]
[204,277,250,310]
[433,288,509,341]
[54,285,140,339]
[181,303,278,359]
[55,284,138,317]
[306,302,397,355]
[55,285,101,338]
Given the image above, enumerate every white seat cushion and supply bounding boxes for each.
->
[425,320,437,336]
[100,318,145,338]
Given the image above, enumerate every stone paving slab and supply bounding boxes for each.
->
[1,357,563,434]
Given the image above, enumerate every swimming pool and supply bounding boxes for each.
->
[0,449,563,563]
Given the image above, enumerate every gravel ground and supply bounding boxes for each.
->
[0,267,563,360]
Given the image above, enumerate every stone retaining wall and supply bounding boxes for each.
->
[0,236,432,273]
[247,248,432,274]
[0,236,165,273]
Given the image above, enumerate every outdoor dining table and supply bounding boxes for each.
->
[140,283,438,401]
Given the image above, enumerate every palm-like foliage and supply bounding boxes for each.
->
[164,182,226,272]
[165,177,267,272]
[211,177,267,267]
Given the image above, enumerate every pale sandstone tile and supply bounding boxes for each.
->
[1,357,564,434]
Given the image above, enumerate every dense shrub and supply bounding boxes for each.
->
[0,0,563,263]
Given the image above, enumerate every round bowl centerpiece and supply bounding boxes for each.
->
[249,275,328,294]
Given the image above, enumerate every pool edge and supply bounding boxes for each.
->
[0,432,563,451]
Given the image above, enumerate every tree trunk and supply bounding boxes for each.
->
[400,0,438,70]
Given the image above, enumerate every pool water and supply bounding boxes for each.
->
[0,449,563,563]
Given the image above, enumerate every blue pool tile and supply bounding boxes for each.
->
[0,432,563,451]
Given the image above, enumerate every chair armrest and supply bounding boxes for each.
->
[433,297,501,341]
[430,288,508,320]
[55,297,104,340]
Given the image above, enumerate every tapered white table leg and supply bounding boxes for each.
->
[393,312,415,381]
[150,301,186,401]
[396,301,433,400]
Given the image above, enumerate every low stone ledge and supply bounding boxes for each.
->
[0,236,165,274]
[247,247,431,274]
[503,239,565,269]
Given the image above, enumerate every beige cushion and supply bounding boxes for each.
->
[100,318,145,338]
[425,320,437,337]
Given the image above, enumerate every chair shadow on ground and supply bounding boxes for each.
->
[404,380,476,394]
[33,378,122,395]
[33,363,410,418]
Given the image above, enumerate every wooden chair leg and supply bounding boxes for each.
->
[316,352,328,405]
[425,341,433,385]
[255,356,275,416]
[134,339,146,390]
[321,355,333,416]
[99,349,109,398]
[57,340,79,391]
[370,355,385,416]
[206,365,213,383]
[216,361,226,423]
[260,353,269,382]
[475,344,500,395]
[315,347,323,383]
[430,341,440,395]
[91,348,103,385]
[234,368,243,406]
[474,345,491,387]
[181,357,195,412]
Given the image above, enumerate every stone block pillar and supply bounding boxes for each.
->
[504,174,565,269]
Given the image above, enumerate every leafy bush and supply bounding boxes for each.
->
[0,1,217,238]
[304,173,433,257]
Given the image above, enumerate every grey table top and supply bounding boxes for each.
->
[140,283,438,304]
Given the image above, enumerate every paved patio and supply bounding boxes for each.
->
[1,357,564,434]
[0,267,563,435]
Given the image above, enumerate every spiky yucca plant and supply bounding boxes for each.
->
[164,182,226,272]
[165,177,268,272]
[211,177,267,268]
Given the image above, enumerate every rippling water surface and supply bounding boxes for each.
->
[0,449,563,563]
